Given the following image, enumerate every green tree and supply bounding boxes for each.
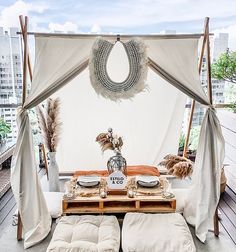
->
[0,118,11,141]
[212,50,236,84]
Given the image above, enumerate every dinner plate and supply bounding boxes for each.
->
[137,180,159,187]
[137,175,160,188]
[77,176,100,187]
[77,181,100,187]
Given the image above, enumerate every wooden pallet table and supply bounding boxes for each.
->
[62,194,176,215]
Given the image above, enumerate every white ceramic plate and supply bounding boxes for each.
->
[77,176,100,187]
[137,175,160,187]
[78,181,100,187]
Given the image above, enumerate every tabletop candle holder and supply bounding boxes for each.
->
[99,178,108,198]
[64,181,75,198]
[126,177,137,198]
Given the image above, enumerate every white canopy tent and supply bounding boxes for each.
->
[11,16,225,249]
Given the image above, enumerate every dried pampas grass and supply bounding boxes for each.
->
[96,133,113,152]
[169,161,193,179]
[37,98,62,152]
[96,129,123,153]
[159,154,193,179]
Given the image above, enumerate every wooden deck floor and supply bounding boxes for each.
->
[219,186,236,245]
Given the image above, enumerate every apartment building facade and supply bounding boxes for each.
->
[0,27,22,141]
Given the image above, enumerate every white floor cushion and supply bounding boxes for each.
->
[47,215,120,252]
[122,213,196,252]
[172,188,188,213]
[43,192,64,218]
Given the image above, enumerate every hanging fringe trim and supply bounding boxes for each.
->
[89,37,148,101]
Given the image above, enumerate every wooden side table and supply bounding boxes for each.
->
[62,194,176,215]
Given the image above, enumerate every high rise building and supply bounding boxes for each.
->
[191,33,229,127]
[0,27,22,141]
[213,33,229,60]
[212,33,229,104]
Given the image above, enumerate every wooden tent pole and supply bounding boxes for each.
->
[206,24,213,105]
[183,17,209,157]
[21,16,28,104]
[17,15,29,241]
[205,19,220,237]
[19,15,33,82]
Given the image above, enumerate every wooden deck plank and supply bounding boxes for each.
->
[218,204,236,244]
[221,192,236,214]
[219,200,236,228]
[0,188,14,211]
[225,187,236,204]
[0,204,17,238]
[0,196,16,224]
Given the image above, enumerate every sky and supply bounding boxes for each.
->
[0,0,236,49]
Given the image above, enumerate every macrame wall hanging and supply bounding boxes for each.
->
[89,37,148,101]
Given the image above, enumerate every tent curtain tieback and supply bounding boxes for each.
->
[89,37,148,101]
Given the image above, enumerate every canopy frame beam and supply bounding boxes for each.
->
[17,31,213,40]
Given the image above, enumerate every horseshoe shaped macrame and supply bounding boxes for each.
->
[89,37,148,101]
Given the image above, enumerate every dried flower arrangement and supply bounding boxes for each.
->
[96,128,123,153]
[159,154,193,179]
[37,98,62,152]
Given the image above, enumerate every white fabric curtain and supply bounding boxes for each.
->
[11,36,95,248]
[24,36,95,108]
[11,35,225,248]
[147,37,225,242]
[11,108,51,249]
[146,38,209,105]
[183,108,225,241]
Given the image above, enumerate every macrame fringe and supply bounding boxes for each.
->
[89,37,148,101]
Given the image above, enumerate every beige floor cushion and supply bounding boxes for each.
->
[122,213,196,252]
[43,192,64,218]
[172,188,188,213]
[47,215,120,252]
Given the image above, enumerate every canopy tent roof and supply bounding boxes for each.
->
[11,17,224,249]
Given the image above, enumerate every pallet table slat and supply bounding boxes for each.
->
[62,194,176,215]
